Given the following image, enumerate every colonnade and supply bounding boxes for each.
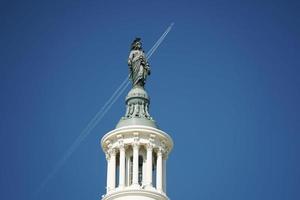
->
[105,142,167,193]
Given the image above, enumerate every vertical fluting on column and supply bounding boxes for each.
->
[132,134,139,186]
[106,153,111,193]
[109,149,116,191]
[156,148,163,191]
[119,145,125,188]
[146,143,153,187]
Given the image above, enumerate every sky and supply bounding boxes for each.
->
[0,0,299,200]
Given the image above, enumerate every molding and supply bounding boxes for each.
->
[101,125,173,155]
[102,188,168,200]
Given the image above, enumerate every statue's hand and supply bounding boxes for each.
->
[146,66,151,75]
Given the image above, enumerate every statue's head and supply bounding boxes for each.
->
[131,37,142,50]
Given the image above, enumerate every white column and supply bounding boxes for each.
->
[106,153,111,193]
[142,159,146,186]
[156,149,163,191]
[163,158,167,193]
[109,149,116,191]
[119,145,125,188]
[132,143,139,186]
[126,152,130,186]
[146,144,153,187]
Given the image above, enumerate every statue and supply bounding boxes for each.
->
[128,38,150,88]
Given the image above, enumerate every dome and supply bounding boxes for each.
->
[116,86,157,128]
[126,86,149,101]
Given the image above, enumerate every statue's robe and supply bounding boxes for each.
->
[128,50,148,87]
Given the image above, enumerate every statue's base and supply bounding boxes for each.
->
[116,87,157,128]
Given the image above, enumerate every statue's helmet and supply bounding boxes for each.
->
[131,37,142,50]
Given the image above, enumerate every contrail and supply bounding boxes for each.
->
[34,77,130,197]
[35,23,174,197]
[147,23,174,57]
[146,22,174,59]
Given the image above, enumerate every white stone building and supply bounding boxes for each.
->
[101,86,173,200]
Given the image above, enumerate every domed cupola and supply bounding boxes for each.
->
[116,86,157,128]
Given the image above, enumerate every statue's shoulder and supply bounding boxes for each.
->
[131,49,143,57]
[131,49,141,53]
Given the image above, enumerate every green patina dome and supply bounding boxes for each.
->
[116,86,157,128]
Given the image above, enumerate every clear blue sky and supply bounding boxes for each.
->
[1,0,299,200]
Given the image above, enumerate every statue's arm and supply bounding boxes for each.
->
[143,52,151,75]
[146,62,151,75]
[128,51,134,66]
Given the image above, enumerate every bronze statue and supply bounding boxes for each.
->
[128,38,150,88]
